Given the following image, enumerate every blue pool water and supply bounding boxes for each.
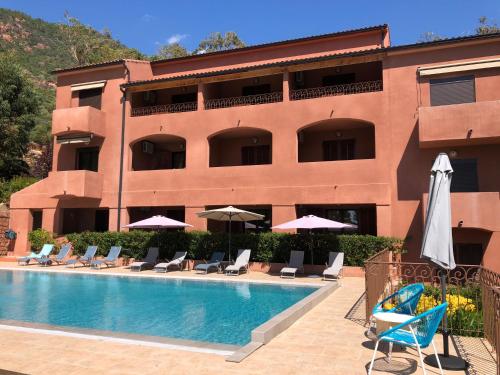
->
[0,270,316,346]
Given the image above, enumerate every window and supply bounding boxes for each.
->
[171,151,186,169]
[31,211,42,231]
[94,210,109,232]
[242,84,271,96]
[241,145,270,165]
[430,75,475,106]
[322,73,356,87]
[171,92,197,104]
[76,147,99,172]
[142,91,157,106]
[450,159,479,192]
[78,88,102,109]
[323,140,355,161]
[453,243,483,265]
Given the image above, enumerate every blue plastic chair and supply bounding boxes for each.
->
[368,303,448,375]
[373,283,425,315]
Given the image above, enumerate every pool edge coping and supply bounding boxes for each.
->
[226,281,339,362]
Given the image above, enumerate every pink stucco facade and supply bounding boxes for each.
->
[9,26,500,271]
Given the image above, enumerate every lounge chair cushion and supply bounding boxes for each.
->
[194,262,219,271]
[281,267,297,275]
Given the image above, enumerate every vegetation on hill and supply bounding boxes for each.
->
[0,8,144,144]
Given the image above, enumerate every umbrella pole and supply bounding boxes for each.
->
[228,215,232,263]
[424,269,469,370]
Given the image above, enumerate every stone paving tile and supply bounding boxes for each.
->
[0,266,471,375]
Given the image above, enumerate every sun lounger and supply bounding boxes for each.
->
[322,252,344,283]
[154,251,187,272]
[280,250,304,279]
[17,244,54,265]
[194,252,225,274]
[225,249,251,276]
[65,246,97,268]
[90,246,122,269]
[130,247,159,272]
[36,243,72,266]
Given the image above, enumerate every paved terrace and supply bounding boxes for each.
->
[0,263,493,375]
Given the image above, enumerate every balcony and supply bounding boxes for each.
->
[52,106,106,138]
[131,102,197,116]
[48,170,103,200]
[290,80,382,101]
[423,192,500,232]
[418,100,500,147]
[205,92,282,110]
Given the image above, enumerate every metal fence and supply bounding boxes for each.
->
[365,251,499,373]
[131,101,198,116]
[290,80,383,101]
[204,91,283,110]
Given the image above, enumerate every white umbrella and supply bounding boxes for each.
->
[420,153,467,370]
[197,206,264,261]
[124,215,192,249]
[272,215,357,264]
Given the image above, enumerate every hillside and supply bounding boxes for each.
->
[0,8,145,143]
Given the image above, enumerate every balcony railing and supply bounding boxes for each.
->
[290,80,383,101]
[204,92,283,110]
[131,102,198,117]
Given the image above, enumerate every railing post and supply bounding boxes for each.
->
[283,70,290,102]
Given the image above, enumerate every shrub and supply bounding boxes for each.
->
[64,231,402,266]
[28,228,56,251]
[0,176,38,204]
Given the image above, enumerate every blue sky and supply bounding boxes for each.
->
[2,0,499,55]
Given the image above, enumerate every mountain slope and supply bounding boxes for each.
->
[0,8,144,143]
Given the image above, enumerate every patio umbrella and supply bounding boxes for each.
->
[124,215,192,249]
[420,153,467,370]
[197,206,264,262]
[272,215,357,264]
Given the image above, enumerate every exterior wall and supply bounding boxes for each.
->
[8,29,500,272]
[0,205,11,255]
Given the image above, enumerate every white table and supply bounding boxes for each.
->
[373,312,413,358]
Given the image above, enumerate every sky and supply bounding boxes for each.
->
[1,0,499,55]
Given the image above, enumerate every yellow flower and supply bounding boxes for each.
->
[383,302,395,310]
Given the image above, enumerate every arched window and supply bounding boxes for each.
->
[130,134,186,171]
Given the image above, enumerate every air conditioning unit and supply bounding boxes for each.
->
[142,140,154,154]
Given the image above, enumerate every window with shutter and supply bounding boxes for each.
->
[430,75,475,106]
[450,159,479,192]
[323,140,355,161]
[241,145,270,165]
[79,88,103,109]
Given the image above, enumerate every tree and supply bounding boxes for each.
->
[60,12,144,66]
[476,16,500,35]
[0,58,40,179]
[30,143,53,179]
[417,32,443,43]
[194,32,245,54]
[157,42,189,59]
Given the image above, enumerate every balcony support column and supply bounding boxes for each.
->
[283,71,290,102]
[42,208,62,235]
[109,208,129,233]
[376,205,391,237]
[185,206,207,231]
[272,205,296,233]
[198,83,206,111]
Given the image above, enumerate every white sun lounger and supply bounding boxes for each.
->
[225,249,251,276]
[154,251,187,272]
[323,252,344,283]
[280,250,304,279]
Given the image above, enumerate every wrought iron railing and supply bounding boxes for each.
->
[365,252,499,373]
[204,92,283,110]
[290,80,383,101]
[131,102,198,116]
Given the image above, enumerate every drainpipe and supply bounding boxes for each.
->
[117,63,130,231]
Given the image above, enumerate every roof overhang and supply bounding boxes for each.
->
[70,80,107,91]
[418,58,500,77]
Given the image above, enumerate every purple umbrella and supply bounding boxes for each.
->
[272,215,357,264]
[124,215,192,249]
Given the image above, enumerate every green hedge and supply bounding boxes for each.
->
[28,228,57,251]
[64,231,402,266]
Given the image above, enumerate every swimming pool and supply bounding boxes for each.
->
[0,270,316,346]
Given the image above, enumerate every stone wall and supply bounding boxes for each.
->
[0,204,10,256]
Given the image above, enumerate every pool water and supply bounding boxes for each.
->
[0,270,316,346]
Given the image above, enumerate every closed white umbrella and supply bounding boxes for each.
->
[421,153,467,370]
[197,206,264,261]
